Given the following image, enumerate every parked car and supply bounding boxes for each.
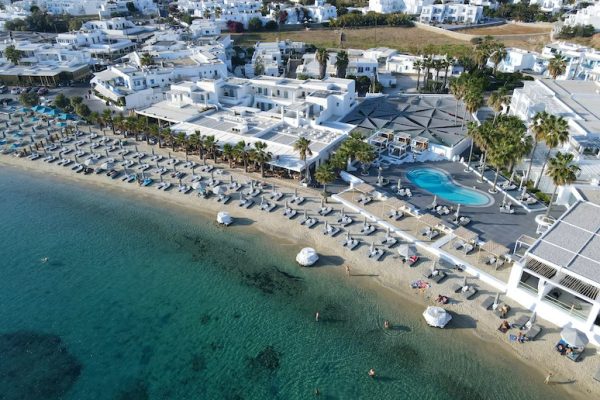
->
[37,87,48,95]
[10,87,20,95]
[22,87,32,93]
[0,85,7,94]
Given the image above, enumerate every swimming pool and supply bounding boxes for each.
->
[406,168,492,207]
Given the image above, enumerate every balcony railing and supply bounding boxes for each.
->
[543,294,588,321]
[518,281,538,295]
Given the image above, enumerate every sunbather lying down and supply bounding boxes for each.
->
[498,320,511,333]
[436,295,449,304]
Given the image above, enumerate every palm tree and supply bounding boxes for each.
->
[545,152,579,218]
[102,109,115,135]
[487,88,508,123]
[414,59,422,91]
[251,141,272,177]
[222,143,235,168]
[463,88,484,129]
[234,140,249,172]
[315,48,329,80]
[315,162,335,199]
[188,131,200,159]
[175,132,187,153]
[490,43,507,75]
[293,137,312,181]
[140,53,154,67]
[525,111,549,183]
[488,116,531,192]
[355,143,375,176]
[465,121,481,172]
[548,55,567,80]
[449,78,465,125]
[534,115,569,189]
[160,127,172,149]
[334,50,349,78]
[204,135,218,161]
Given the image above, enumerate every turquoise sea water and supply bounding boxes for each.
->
[407,168,492,207]
[0,168,568,400]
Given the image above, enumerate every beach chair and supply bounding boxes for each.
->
[427,230,440,240]
[423,269,447,284]
[453,240,465,251]
[513,315,530,329]
[525,325,542,341]
[408,255,420,266]
[480,296,495,310]
[463,243,474,254]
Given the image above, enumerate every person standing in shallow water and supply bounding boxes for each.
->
[315,312,320,322]
[368,368,376,378]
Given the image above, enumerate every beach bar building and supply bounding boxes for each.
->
[507,187,600,345]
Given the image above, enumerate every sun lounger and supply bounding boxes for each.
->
[388,210,404,220]
[463,243,474,254]
[323,224,340,236]
[481,296,495,310]
[423,269,447,284]
[380,236,398,248]
[342,237,359,250]
[427,230,440,240]
[319,206,332,216]
[453,240,464,250]
[368,247,384,261]
[452,284,477,300]
[525,325,542,341]
[420,227,431,236]
[338,216,353,227]
[513,315,530,329]
[360,224,376,235]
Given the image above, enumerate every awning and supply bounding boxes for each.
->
[387,197,408,210]
[353,183,376,194]
[453,226,478,243]
[480,240,509,257]
[419,214,444,229]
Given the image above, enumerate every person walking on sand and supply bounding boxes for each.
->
[544,372,554,384]
[345,265,350,277]
[315,312,320,322]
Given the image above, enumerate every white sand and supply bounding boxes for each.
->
[2,130,599,398]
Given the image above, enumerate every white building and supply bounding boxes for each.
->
[91,42,229,109]
[538,42,600,81]
[79,18,155,43]
[487,48,539,73]
[0,40,91,85]
[55,19,142,65]
[246,41,305,78]
[386,53,463,77]
[189,19,222,37]
[12,0,158,16]
[510,79,600,190]
[269,0,337,24]
[419,3,483,25]
[368,0,434,15]
[177,0,263,29]
[135,76,357,175]
[507,186,600,346]
[565,2,600,30]
[528,0,563,14]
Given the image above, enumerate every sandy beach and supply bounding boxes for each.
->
[2,131,599,398]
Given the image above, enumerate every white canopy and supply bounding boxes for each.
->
[296,247,319,266]
[423,306,452,328]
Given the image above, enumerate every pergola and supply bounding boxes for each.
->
[411,136,429,152]
[369,135,388,149]
[479,240,510,269]
[382,197,412,216]
[351,183,377,203]
[419,214,448,231]
[453,226,478,244]
[394,132,411,145]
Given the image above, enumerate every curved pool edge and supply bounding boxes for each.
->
[406,167,495,208]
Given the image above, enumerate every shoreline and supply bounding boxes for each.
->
[1,153,598,398]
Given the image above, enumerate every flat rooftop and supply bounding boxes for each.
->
[536,79,600,134]
[341,95,472,148]
[529,199,600,283]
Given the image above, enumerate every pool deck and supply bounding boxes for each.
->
[353,160,564,250]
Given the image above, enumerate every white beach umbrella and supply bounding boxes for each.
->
[431,195,437,208]
[398,243,415,259]
[493,292,500,307]
[455,204,461,219]
[217,211,233,226]
[296,247,319,266]
[212,185,226,196]
[423,306,452,328]
[84,158,96,166]
[370,241,375,253]
[561,327,589,348]
[397,179,402,191]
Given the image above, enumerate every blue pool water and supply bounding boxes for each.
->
[407,168,492,206]
[0,167,572,399]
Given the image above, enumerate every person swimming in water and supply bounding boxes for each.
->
[40,257,49,264]
[383,320,390,329]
